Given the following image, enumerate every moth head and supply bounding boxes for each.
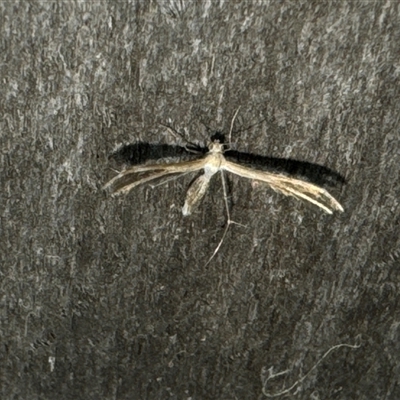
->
[208,140,225,154]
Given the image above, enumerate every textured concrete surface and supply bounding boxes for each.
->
[1,2,399,399]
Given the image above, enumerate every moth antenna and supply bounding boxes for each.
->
[227,106,241,150]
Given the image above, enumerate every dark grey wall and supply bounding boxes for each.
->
[1,2,399,399]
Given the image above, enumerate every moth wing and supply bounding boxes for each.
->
[104,158,206,195]
[223,160,343,214]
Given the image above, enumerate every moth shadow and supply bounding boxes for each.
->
[225,150,346,187]
[109,133,346,187]
[108,142,206,165]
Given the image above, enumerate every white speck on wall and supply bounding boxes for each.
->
[49,356,56,372]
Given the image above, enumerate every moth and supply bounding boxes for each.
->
[103,140,344,215]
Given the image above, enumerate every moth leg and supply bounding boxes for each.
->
[203,170,246,267]
[160,123,202,153]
